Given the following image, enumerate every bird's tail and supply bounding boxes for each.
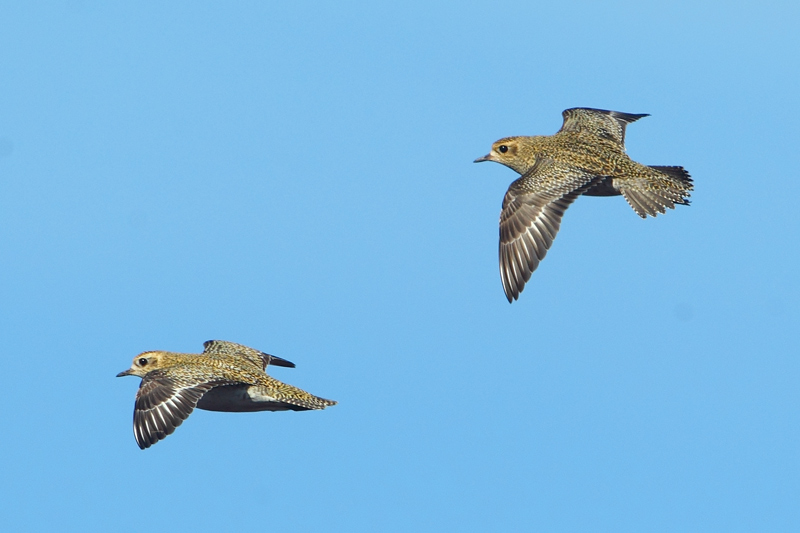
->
[620,165,693,218]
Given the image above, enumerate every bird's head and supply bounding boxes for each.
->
[474,137,537,174]
[116,351,165,378]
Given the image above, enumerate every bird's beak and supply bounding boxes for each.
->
[116,369,132,377]
[474,154,493,163]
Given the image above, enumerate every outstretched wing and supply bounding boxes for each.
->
[133,370,217,449]
[559,107,648,148]
[202,340,295,370]
[499,158,599,302]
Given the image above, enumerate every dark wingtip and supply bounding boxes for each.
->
[564,107,650,121]
[610,110,650,122]
[266,354,296,368]
[504,289,518,303]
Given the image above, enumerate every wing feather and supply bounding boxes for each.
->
[202,340,295,370]
[132,371,217,449]
[559,107,648,148]
[499,158,599,302]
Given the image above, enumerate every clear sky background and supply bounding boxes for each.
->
[1,1,798,531]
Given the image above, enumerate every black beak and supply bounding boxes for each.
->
[474,154,492,163]
[116,369,132,377]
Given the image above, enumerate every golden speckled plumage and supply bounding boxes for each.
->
[117,340,336,449]
[475,107,693,302]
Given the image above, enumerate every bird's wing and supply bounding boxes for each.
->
[499,158,600,302]
[133,370,221,449]
[558,107,649,148]
[202,340,296,370]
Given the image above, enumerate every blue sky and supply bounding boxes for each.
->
[1,1,798,531]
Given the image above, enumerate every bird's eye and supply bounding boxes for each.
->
[138,358,148,366]
[498,145,508,154]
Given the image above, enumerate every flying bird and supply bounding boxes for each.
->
[474,107,693,302]
[117,340,336,449]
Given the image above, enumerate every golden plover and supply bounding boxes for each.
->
[474,107,693,302]
[117,340,336,449]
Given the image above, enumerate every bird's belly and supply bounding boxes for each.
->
[196,384,296,412]
[582,177,621,197]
